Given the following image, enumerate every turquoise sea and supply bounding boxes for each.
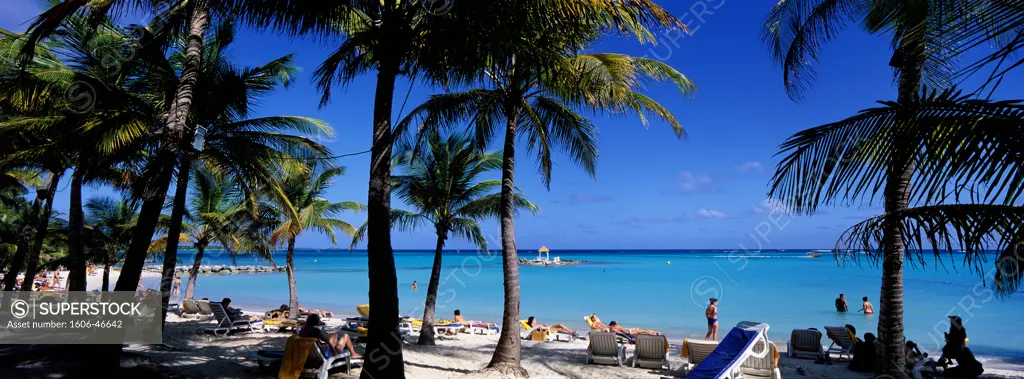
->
[147,249,1024,366]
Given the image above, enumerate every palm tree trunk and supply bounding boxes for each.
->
[160,156,192,323]
[113,2,209,294]
[183,244,205,300]
[22,170,63,292]
[487,107,528,377]
[286,237,299,321]
[102,260,111,291]
[361,61,404,379]
[67,166,87,291]
[1,171,50,292]
[418,227,447,346]
[876,9,926,377]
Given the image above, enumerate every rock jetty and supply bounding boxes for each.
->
[142,265,284,275]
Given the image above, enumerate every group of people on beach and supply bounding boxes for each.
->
[843,316,983,378]
[0,270,63,291]
[834,293,874,314]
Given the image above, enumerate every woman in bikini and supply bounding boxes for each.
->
[705,298,719,341]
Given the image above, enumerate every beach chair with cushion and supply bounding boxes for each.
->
[824,325,857,361]
[586,332,626,366]
[196,300,215,319]
[631,334,670,370]
[740,340,781,379]
[684,321,773,379]
[519,320,574,342]
[179,299,201,318]
[681,338,719,372]
[788,328,825,360]
[204,302,262,336]
[269,335,363,379]
[467,322,500,335]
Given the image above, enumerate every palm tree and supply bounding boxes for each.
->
[263,161,360,320]
[307,1,684,373]
[351,132,538,345]
[760,2,1020,375]
[146,21,332,322]
[162,166,246,300]
[400,44,693,374]
[83,196,138,291]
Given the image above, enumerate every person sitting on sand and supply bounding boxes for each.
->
[940,316,968,368]
[905,340,927,371]
[858,296,874,314]
[848,332,878,372]
[608,321,659,336]
[299,314,360,359]
[943,346,983,378]
[526,316,575,335]
[587,313,608,330]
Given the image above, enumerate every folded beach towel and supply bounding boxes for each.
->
[278,335,315,379]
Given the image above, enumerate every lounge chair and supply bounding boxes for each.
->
[179,299,201,318]
[685,321,774,379]
[583,316,634,343]
[519,320,574,342]
[631,334,670,370]
[740,340,781,379]
[681,338,719,372]
[196,300,214,319]
[586,332,626,366]
[264,335,363,379]
[204,302,262,336]
[824,325,856,361]
[787,328,825,360]
[466,322,500,335]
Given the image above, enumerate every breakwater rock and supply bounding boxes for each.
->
[142,265,284,275]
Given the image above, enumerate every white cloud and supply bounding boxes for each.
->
[751,199,792,214]
[733,161,766,174]
[695,209,728,219]
[676,171,716,192]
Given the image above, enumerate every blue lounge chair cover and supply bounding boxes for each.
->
[685,326,760,379]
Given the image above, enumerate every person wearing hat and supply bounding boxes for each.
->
[940,316,968,368]
[705,298,719,341]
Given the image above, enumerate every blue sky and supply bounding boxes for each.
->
[3,1,1019,250]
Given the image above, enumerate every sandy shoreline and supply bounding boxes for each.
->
[18,270,1017,377]
[111,311,1023,379]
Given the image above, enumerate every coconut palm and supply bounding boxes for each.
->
[399,44,693,372]
[770,87,1024,293]
[351,132,538,345]
[158,166,247,300]
[83,196,139,291]
[761,2,1023,374]
[261,161,360,320]
[145,21,332,321]
[302,1,686,374]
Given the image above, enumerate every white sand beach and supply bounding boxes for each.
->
[117,310,1024,379]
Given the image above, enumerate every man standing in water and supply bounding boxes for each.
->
[412,281,418,290]
[858,296,874,314]
[835,293,848,312]
[705,298,719,340]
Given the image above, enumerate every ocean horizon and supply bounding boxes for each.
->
[144,248,1024,368]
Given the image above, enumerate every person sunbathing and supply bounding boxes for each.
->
[587,313,608,330]
[526,316,575,335]
[299,314,360,359]
[608,321,659,336]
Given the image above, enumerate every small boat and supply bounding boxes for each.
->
[805,252,823,258]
